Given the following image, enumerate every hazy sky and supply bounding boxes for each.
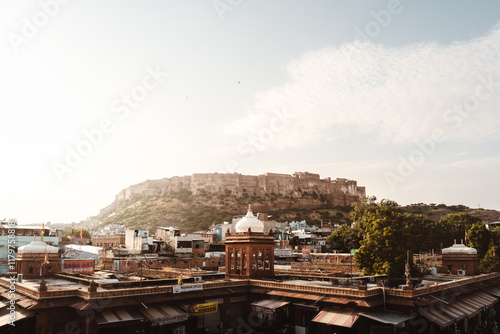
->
[1,1,499,224]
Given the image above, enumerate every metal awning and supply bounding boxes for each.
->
[0,292,23,302]
[95,309,144,328]
[0,307,35,327]
[359,310,414,325]
[419,306,458,329]
[459,291,498,315]
[140,304,188,326]
[312,306,359,328]
[419,290,498,329]
[251,299,289,310]
[293,302,320,312]
[16,299,36,309]
[482,285,500,298]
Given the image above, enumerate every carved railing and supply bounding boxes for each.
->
[249,279,379,297]
[2,272,499,301]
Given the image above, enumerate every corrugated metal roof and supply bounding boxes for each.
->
[312,306,359,328]
[419,290,498,329]
[359,311,414,325]
[482,285,500,297]
[0,307,34,327]
[95,309,143,327]
[293,301,320,311]
[140,304,187,326]
[251,299,289,310]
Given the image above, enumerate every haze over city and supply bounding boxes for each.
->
[1,1,499,224]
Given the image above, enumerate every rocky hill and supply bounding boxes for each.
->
[403,203,500,224]
[88,172,366,231]
[83,172,499,233]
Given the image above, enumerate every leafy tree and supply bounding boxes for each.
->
[402,213,438,252]
[479,227,500,272]
[326,224,361,253]
[64,229,91,239]
[437,212,482,248]
[343,197,441,277]
[467,222,491,258]
[348,197,416,276]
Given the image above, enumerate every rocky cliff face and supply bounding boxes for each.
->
[112,172,365,209]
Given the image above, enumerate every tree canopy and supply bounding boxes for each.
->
[327,197,487,277]
[479,227,500,272]
[350,198,428,276]
[64,229,91,239]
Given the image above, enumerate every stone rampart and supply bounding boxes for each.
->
[114,172,366,207]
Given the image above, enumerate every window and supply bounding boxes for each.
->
[236,251,241,273]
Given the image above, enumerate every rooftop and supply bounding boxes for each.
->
[2,272,498,303]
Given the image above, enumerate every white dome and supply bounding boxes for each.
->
[235,208,264,233]
[442,243,477,255]
[18,240,58,254]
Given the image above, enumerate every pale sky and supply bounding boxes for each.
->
[1,1,499,224]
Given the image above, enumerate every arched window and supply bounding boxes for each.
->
[258,250,263,269]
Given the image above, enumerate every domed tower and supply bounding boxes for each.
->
[225,206,275,279]
[15,236,60,279]
[441,242,479,275]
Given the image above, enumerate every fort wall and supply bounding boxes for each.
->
[114,172,366,207]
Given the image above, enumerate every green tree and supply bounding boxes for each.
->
[467,222,491,258]
[351,198,411,277]
[437,212,482,248]
[479,227,500,272]
[402,213,438,252]
[64,229,91,239]
[326,224,361,253]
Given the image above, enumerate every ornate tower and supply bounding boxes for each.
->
[225,206,275,279]
[15,236,60,279]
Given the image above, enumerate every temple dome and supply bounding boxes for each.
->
[235,207,264,233]
[442,243,477,255]
[18,240,58,254]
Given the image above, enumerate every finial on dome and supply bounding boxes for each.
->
[248,204,252,212]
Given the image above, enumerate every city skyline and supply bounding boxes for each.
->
[1,1,499,224]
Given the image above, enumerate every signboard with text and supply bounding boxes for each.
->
[188,302,218,316]
[152,313,188,326]
[274,249,292,257]
[62,259,95,274]
[172,284,203,294]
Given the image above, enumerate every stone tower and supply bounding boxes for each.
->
[225,206,275,279]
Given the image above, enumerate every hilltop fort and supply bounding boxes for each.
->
[114,172,365,207]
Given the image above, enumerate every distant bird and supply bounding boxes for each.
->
[238,81,240,84]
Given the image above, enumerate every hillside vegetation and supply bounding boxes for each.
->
[86,189,353,232]
[82,188,499,234]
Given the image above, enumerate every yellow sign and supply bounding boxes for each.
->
[188,302,218,316]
